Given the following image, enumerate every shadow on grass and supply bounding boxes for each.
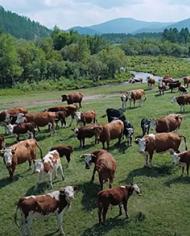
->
[125,165,174,183]
[0,174,20,189]
[25,183,50,195]
[164,176,190,187]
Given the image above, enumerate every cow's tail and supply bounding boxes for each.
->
[143,96,147,102]
[180,135,187,150]
[14,205,20,228]
[36,141,43,159]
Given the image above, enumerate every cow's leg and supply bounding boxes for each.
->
[181,166,185,176]
[56,212,64,235]
[91,166,96,183]
[58,163,65,180]
[99,175,103,190]
[143,153,149,167]
[16,134,20,142]
[37,172,43,186]
[49,172,53,188]
[102,205,109,224]
[123,201,128,219]
[28,159,32,170]
[98,205,103,224]
[8,166,14,180]
[24,216,32,236]
[118,204,122,216]
[187,164,189,176]
[149,152,154,167]
[82,138,85,148]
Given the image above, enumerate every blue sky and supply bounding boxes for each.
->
[0,0,190,29]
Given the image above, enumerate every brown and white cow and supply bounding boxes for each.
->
[147,76,155,89]
[3,139,42,179]
[14,186,77,236]
[125,89,146,108]
[75,110,97,126]
[81,149,116,189]
[97,184,141,224]
[171,95,190,112]
[61,92,84,108]
[183,76,190,88]
[136,132,187,167]
[170,149,190,176]
[150,114,183,133]
[34,150,64,188]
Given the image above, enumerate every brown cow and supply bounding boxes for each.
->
[75,110,97,126]
[74,124,102,148]
[61,92,84,108]
[183,76,190,88]
[162,75,173,85]
[3,139,42,179]
[81,149,116,189]
[49,144,73,163]
[126,89,146,108]
[151,114,183,133]
[136,132,187,167]
[14,186,77,236]
[16,112,57,133]
[97,184,141,224]
[170,149,190,176]
[147,77,155,89]
[99,120,124,149]
[171,95,190,112]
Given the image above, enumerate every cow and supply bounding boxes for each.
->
[183,76,190,88]
[2,139,42,179]
[49,144,73,163]
[162,76,174,85]
[75,111,97,126]
[81,149,116,190]
[125,89,146,108]
[34,150,64,188]
[104,108,126,123]
[61,92,84,108]
[99,120,124,149]
[178,85,188,94]
[128,78,143,84]
[121,94,128,110]
[74,124,102,148]
[147,76,155,89]
[16,112,57,133]
[14,186,77,236]
[171,95,190,112]
[150,114,183,133]
[135,132,187,167]
[6,123,36,141]
[168,81,181,93]
[158,80,166,96]
[97,184,141,224]
[141,118,152,136]
[123,120,134,146]
[170,149,190,176]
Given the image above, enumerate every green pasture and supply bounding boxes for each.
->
[0,82,190,236]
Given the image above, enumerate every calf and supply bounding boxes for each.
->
[170,150,190,176]
[14,186,76,236]
[135,132,187,167]
[61,92,84,108]
[3,139,42,179]
[121,94,128,110]
[97,184,141,224]
[141,118,152,136]
[74,124,102,148]
[123,120,134,146]
[183,76,190,88]
[6,123,36,141]
[147,77,155,89]
[171,95,190,112]
[75,111,96,126]
[99,120,124,149]
[34,150,64,188]
[49,144,73,163]
[81,149,116,189]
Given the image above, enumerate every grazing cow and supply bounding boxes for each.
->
[104,108,126,123]
[170,149,190,176]
[49,144,73,163]
[183,76,190,88]
[121,94,128,110]
[81,149,116,190]
[171,95,190,112]
[123,120,134,146]
[151,114,183,133]
[61,92,84,108]
[75,111,97,126]
[126,89,146,108]
[16,112,56,133]
[147,77,155,89]
[3,139,42,179]
[128,78,143,84]
[135,132,187,167]
[168,81,181,93]
[6,123,36,141]
[141,118,152,136]
[99,120,124,149]
[162,76,173,85]
[74,124,102,148]
[97,184,141,224]
[178,85,188,94]
[34,150,64,188]
[158,81,166,95]
[14,186,77,236]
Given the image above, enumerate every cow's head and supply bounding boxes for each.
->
[81,153,95,169]
[16,113,25,124]
[74,128,79,137]
[171,96,177,103]
[121,94,128,102]
[34,160,44,173]
[169,149,180,165]
[75,112,81,121]
[135,137,147,153]
[61,95,67,102]
[3,147,16,166]
[132,183,142,195]
[124,127,134,137]
[149,119,156,129]
[6,124,14,134]
[60,186,76,203]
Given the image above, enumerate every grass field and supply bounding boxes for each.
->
[0,82,190,236]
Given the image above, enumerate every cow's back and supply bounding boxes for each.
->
[154,133,181,152]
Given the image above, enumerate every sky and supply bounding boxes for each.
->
[0,0,190,29]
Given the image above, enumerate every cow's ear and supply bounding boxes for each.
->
[12,147,17,155]
[73,185,79,192]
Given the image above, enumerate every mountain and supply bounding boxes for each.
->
[69,18,172,35]
[0,6,51,40]
[168,18,190,30]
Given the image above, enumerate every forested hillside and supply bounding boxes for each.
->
[0,6,50,40]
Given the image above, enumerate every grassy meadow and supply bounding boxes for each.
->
[0,82,190,236]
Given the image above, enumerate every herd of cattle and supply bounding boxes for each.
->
[1,75,190,235]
